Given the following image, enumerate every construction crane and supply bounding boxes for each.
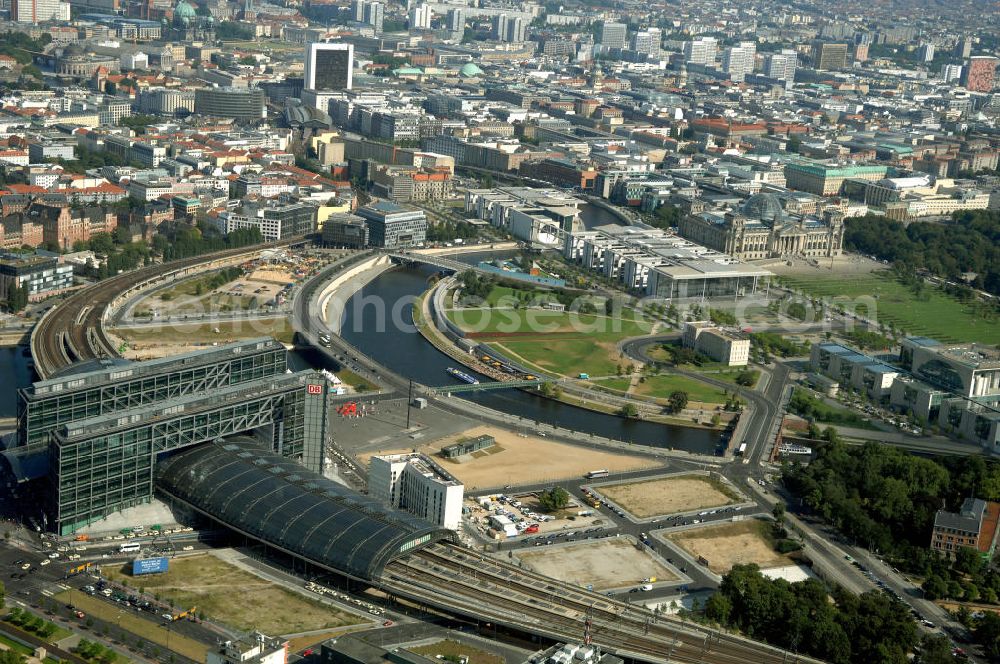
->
[171,606,197,622]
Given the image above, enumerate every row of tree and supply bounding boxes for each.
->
[783,439,1000,606]
[703,564,918,663]
[73,638,119,664]
[4,607,59,639]
[2,285,28,313]
[153,224,264,263]
[844,210,1000,296]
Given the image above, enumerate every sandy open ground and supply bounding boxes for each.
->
[362,425,663,490]
[102,553,362,635]
[667,520,792,575]
[598,475,739,518]
[516,538,677,590]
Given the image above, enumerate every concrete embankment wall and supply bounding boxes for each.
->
[316,255,394,334]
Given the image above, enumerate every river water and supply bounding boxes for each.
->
[579,203,626,230]
[333,263,719,454]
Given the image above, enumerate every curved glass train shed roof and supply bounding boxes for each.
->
[155,440,452,581]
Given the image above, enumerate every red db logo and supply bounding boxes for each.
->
[307,384,323,395]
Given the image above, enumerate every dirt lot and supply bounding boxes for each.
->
[102,553,362,635]
[112,317,294,360]
[515,538,677,590]
[598,475,740,518]
[361,425,663,490]
[667,520,792,575]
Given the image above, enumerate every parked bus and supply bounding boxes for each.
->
[119,543,140,554]
[736,442,748,457]
[585,469,610,479]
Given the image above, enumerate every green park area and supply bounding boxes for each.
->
[447,307,653,378]
[632,374,730,405]
[780,272,999,345]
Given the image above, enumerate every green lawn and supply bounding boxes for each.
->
[492,337,626,377]
[478,286,562,308]
[780,271,999,345]
[447,308,653,337]
[706,368,760,388]
[632,374,730,404]
[591,377,633,393]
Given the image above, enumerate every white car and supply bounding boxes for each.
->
[181,545,194,551]
[639,584,653,591]
[39,559,50,566]
[48,552,60,559]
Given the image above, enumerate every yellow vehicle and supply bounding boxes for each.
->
[66,562,92,576]
[171,607,197,622]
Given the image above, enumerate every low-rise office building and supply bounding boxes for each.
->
[931,498,1000,559]
[321,213,369,248]
[810,342,898,400]
[0,254,74,304]
[682,321,750,366]
[355,201,426,248]
[564,225,771,300]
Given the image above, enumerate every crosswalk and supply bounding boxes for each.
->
[41,582,71,597]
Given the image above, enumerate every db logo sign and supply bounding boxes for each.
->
[307,384,323,395]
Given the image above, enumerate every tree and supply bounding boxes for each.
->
[954,546,984,576]
[0,650,26,664]
[703,591,732,623]
[976,612,1000,659]
[914,634,955,664]
[618,403,640,419]
[667,390,688,414]
[5,284,28,312]
[538,487,570,512]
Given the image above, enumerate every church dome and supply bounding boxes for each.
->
[459,62,483,77]
[174,0,198,20]
[740,193,784,222]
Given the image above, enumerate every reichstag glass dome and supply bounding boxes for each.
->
[740,193,784,222]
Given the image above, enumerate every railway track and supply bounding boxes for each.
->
[382,542,817,664]
[32,238,306,379]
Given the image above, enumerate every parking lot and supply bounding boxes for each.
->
[467,491,610,541]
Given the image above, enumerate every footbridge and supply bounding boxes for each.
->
[155,439,818,664]
[425,378,546,394]
[386,252,481,274]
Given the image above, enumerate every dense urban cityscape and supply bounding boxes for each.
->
[0,0,997,662]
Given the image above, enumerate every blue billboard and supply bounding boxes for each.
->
[132,557,169,576]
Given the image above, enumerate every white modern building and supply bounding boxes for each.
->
[564,224,771,299]
[207,633,286,664]
[598,21,627,49]
[683,37,718,65]
[369,453,463,530]
[683,321,750,367]
[408,4,432,29]
[765,50,798,82]
[722,42,755,82]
